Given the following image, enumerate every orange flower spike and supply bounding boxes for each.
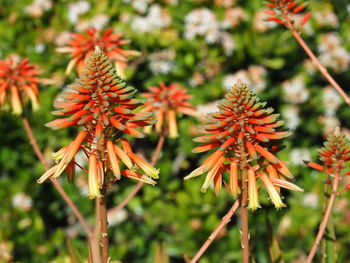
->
[265,0,311,29]
[88,153,102,199]
[229,160,241,197]
[247,168,261,211]
[56,28,140,75]
[186,80,298,209]
[39,48,158,192]
[259,173,286,209]
[141,82,196,138]
[0,58,42,115]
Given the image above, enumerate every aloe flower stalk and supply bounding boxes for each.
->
[265,0,350,106]
[265,0,311,26]
[141,82,197,138]
[38,47,158,199]
[185,80,303,210]
[305,127,350,262]
[56,28,140,76]
[0,58,42,115]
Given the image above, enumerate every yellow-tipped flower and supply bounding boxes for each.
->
[88,154,102,199]
[259,173,286,209]
[247,168,261,211]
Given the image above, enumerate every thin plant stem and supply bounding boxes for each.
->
[99,187,109,263]
[241,168,249,263]
[281,12,350,106]
[108,135,165,215]
[306,170,340,263]
[189,200,240,263]
[21,115,101,263]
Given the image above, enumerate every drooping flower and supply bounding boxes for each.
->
[38,47,158,199]
[141,82,197,138]
[56,28,140,76]
[0,58,42,115]
[305,127,350,178]
[265,0,311,28]
[185,80,303,210]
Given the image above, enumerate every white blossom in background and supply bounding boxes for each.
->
[76,14,110,31]
[12,193,33,211]
[196,101,219,121]
[247,65,267,93]
[184,8,221,44]
[68,1,90,25]
[322,86,342,115]
[253,8,277,32]
[131,4,171,33]
[131,0,152,14]
[282,75,309,104]
[221,7,247,28]
[25,0,52,18]
[35,43,46,54]
[220,32,236,55]
[223,71,251,90]
[54,31,72,46]
[0,241,13,262]
[319,115,341,136]
[75,175,89,196]
[149,49,176,74]
[290,148,311,165]
[318,33,350,73]
[313,9,339,28]
[89,14,110,30]
[108,209,128,226]
[303,193,319,209]
[282,105,301,130]
[223,66,266,93]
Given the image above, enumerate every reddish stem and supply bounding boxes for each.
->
[99,187,109,263]
[189,200,240,263]
[282,12,350,106]
[108,135,165,215]
[241,168,249,263]
[21,116,101,263]
[306,171,340,263]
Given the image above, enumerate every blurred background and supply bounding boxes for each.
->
[0,0,350,262]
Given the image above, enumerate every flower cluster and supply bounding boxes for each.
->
[265,0,311,28]
[0,58,41,115]
[306,127,350,177]
[185,80,303,210]
[141,82,196,138]
[56,28,140,76]
[38,48,159,199]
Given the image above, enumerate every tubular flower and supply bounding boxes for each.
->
[141,82,197,138]
[38,47,159,199]
[0,58,42,115]
[305,127,350,183]
[265,0,311,28]
[56,28,140,76]
[185,80,303,210]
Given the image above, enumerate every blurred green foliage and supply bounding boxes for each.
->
[1,0,350,262]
